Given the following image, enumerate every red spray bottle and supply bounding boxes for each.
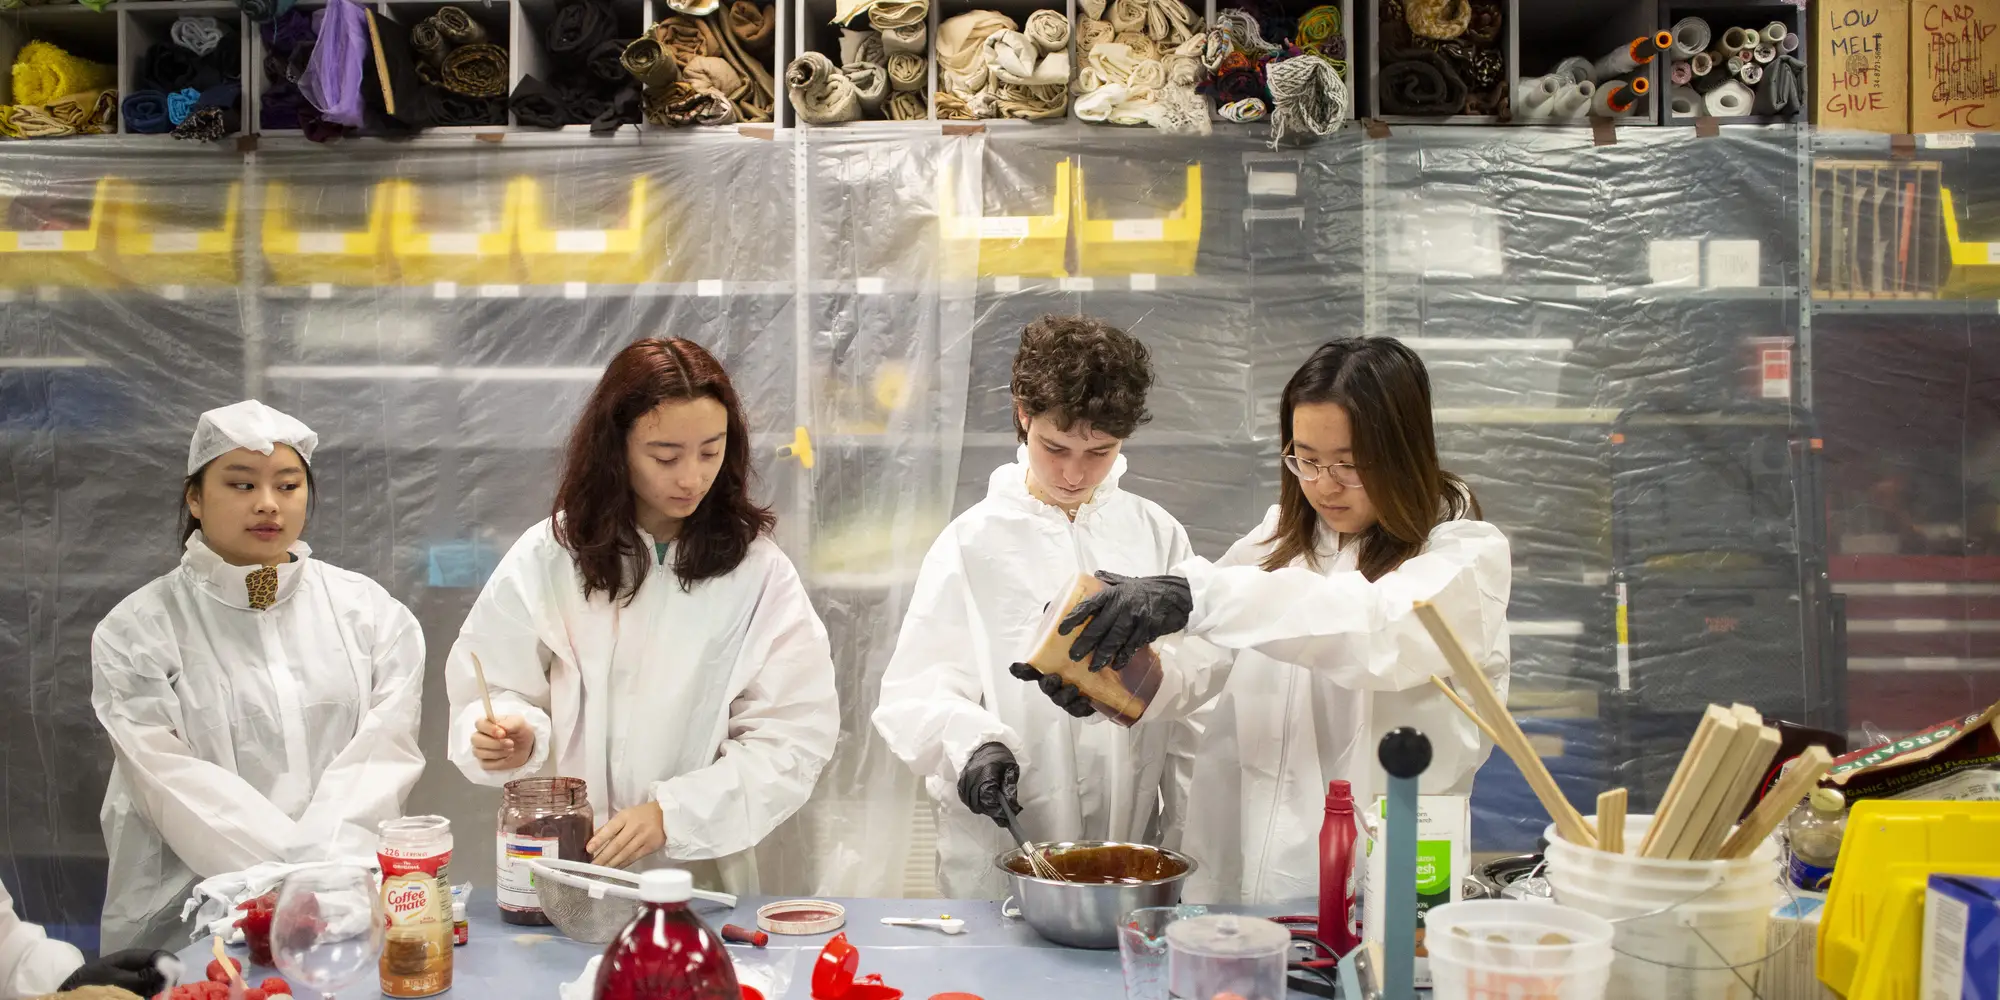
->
[1318,779,1361,955]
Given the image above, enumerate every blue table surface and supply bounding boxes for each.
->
[178,895,1316,999]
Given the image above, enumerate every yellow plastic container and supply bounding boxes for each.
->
[1940,187,2000,297]
[107,180,241,287]
[261,180,394,287]
[388,178,522,285]
[1075,163,1202,277]
[516,175,658,285]
[1817,800,2000,999]
[0,177,115,288]
[939,159,1071,278]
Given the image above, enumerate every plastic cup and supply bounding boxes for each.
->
[1166,914,1290,1000]
[1425,899,1615,1000]
[1118,905,1205,1000]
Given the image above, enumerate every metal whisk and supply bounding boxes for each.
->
[999,799,1065,882]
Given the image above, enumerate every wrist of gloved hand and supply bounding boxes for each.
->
[59,949,180,995]
[955,741,1023,827]
[1008,663,1095,719]
[1060,572,1194,672]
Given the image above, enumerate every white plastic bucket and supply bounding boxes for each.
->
[1425,900,1615,1000]
[1540,815,1786,1000]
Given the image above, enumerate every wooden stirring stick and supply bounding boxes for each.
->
[1596,788,1627,855]
[1428,675,1504,746]
[1412,602,1596,848]
[1718,745,1834,860]
[211,936,246,996]
[469,651,497,723]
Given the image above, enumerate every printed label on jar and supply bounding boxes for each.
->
[1788,853,1834,892]
[384,873,446,926]
[497,833,562,911]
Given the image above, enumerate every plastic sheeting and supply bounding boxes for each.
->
[2,124,1992,949]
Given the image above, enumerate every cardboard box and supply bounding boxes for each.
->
[1910,0,2000,131]
[1921,874,2000,1000]
[1817,0,1913,132]
[1363,795,1470,990]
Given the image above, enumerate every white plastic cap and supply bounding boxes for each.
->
[453,901,467,920]
[188,399,318,475]
[639,868,694,904]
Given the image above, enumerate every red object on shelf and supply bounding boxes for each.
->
[235,891,279,968]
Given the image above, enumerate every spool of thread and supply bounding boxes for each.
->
[1691,52,1714,76]
[1780,31,1799,53]
[1593,75,1646,116]
[1550,79,1594,117]
[1553,56,1595,85]
[1670,60,1692,84]
[1704,79,1752,116]
[1670,17,1710,59]
[1669,82,1699,117]
[1515,74,1559,118]
[1753,43,1776,64]
[1738,61,1763,85]
[1763,21,1788,44]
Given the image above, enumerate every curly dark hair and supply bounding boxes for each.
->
[1010,315,1154,443]
[553,338,775,603]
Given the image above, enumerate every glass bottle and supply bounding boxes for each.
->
[595,870,739,1000]
[497,777,594,925]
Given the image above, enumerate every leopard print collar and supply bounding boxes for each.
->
[182,533,312,611]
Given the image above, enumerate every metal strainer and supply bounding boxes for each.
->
[529,859,738,944]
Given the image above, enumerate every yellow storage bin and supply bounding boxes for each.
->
[1075,163,1202,277]
[940,159,1071,278]
[262,180,394,287]
[1817,800,2000,999]
[388,178,522,285]
[1940,187,2000,297]
[108,180,241,287]
[0,177,115,288]
[516,175,658,285]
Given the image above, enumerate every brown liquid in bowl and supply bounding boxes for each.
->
[1005,844,1189,884]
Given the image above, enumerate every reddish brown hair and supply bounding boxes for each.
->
[553,338,774,602]
[1262,337,1479,581]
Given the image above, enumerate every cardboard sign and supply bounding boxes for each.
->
[1818,0,1913,132]
[1911,0,2000,131]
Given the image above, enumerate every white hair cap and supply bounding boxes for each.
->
[187,400,319,475]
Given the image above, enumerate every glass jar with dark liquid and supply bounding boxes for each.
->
[496,777,593,925]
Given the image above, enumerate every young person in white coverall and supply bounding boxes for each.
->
[1024,337,1511,905]
[873,315,1198,898]
[90,401,426,950]
[0,882,177,999]
[448,338,838,891]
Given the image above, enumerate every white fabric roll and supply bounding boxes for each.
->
[1704,79,1752,116]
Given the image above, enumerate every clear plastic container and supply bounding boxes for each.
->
[1166,914,1290,1000]
[1424,900,1615,1000]
[595,870,739,1000]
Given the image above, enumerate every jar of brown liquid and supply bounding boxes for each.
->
[497,777,593,925]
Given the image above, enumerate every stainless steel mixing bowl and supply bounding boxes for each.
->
[995,841,1198,949]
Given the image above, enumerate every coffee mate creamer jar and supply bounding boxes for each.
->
[379,816,454,997]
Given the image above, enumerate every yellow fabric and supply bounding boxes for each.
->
[1,87,117,138]
[11,40,115,107]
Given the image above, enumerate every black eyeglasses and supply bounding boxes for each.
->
[1283,453,1364,487]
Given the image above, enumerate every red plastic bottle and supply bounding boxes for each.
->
[1318,779,1361,956]
[594,869,740,1000]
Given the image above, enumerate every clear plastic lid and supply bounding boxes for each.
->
[639,868,694,904]
[1165,914,1291,959]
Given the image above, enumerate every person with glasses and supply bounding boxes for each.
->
[1015,336,1511,905]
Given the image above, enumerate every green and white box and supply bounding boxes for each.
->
[1363,794,1471,989]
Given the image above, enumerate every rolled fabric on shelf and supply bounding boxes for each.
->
[405,83,503,125]
[442,42,509,97]
[508,73,569,127]
[122,89,173,132]
[1077,18,1114,54]
[13,41,115,105]
[844,60,887,114]
[1704,78,1751,116]
[555,79,610,124]
[1025,9,1068,53]
[886,51,926,91]
[1115,31,1161,60]
[881,22,926,54]
[434,6,489,45]
[709,8,774,122]
[1781,32,1799,53]
[1593,31,1670,81]
[995,80,1066,119]
[645,81,736,123]
[171,16,227,56]
[867,0,928,30]
[840,28,886,66]
[621,37,681,88]
[1763,20,1787,43]
[167,86,202,125]
[682,54,743,96]
[728,0,774,51]
[1218,97,1266,121]
[588,38,630,82]
[1669,81,1698,117]
[934,89,980,119]
[885,90,926,119]
[549,0,618,68]
[1670,16,1709,59]
[1108,0,1146,35]
[1377,48,1465,115]
[1669,60,1691,84]
[987,30,1065,86]
[1738,61,1762,85]
[1513,73,1557,119]
[936,10,1015,92]
[1753,43,1776,64]
[593,85,642,130]
[1753,53,1803,115]
[1404,0,1469,40]
[1690,51,1713,76]
[1720,25,1753,51]
[655,15,716,64]
[786,51,861,122]
[1548,79,1593,117]
[411,20,447,65]
[237,0,296,23]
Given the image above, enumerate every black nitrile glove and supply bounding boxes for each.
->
[1060,571,1193,672]
[955,741,1023,826]
[60,949,181,995]
[1009,662,1095,717]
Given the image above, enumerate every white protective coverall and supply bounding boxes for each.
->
[0,882,81,1000]
[872,449,1196,898]
[1143,504,1511,905]
[92,536,427,951]
[445,520,839,893]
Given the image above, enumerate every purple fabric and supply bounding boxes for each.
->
[301,0,368,126]
[264,8,315,55]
